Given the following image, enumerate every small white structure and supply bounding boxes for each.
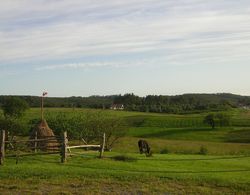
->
[110,104,124,110]
[242,106,250,110]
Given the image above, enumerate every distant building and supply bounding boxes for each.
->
[238,104,250,110]
[110,104,124,110]
[242,106,250,110]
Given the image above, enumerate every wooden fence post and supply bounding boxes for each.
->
[0,130,6,165]
[99,133,105,158]
[61,131,68,163]
[34,130,38,153]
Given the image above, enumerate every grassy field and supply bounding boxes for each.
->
[1,152,250,194]
[1,108,250,194]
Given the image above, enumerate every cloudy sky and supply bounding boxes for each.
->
[1,0,250,97]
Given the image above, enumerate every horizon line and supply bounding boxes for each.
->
[0,92,249,98]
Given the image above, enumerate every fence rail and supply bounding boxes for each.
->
[68,145,100,149]
[5,138,61,143]
[0,130,106,165]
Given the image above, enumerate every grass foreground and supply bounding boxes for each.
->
[1,151,250,194]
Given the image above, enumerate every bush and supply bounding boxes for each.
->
[112,155,137,162]
[199,146,208,155]
[125,116,145,127]
[160,148,170,154]
[1,97,29,119]
[0,117,28,136]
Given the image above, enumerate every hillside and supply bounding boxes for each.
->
[1,107,250,194]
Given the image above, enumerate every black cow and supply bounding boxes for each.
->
[138,140,151,156]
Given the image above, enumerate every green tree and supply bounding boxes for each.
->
[0,97,29,137]
[2,97,29,119]
[0,117,27,137]
[101,117,126,151]
[204,113,231,129]
[46,111,127,148]
[204,114,215,129]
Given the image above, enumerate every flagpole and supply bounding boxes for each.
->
[41,92,47,121]
[41,94,44,121]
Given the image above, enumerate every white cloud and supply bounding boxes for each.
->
[0,0,250,70]
[35,57,160,71]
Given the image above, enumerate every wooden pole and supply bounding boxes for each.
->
[61,131,68,163]
[41,95,44,121]
[15,145,19,164]
[99,133,105,158]
[0,130,6,165]
[34,130,38,153]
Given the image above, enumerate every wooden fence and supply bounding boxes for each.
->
[0,130,105,165]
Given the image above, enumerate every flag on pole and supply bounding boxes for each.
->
[42,92,48,96]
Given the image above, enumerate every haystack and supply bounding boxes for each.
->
[29,119,59,151]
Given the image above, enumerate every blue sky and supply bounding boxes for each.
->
[0,0,250,97]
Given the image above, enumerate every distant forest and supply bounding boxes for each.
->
[0,93,250,114]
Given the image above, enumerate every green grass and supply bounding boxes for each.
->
[1,152,250,194]
[127,127,250,143]
[113,137,250,155]
[128,127,224,141]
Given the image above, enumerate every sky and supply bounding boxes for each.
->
[0,0,250,97]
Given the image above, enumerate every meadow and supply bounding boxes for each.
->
[0,108,250,194]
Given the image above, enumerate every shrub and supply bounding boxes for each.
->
[112,155,137,162]
[199,146,208,155]
[1,97,29,119]
[160,148,169,154]
[0,117,28,136]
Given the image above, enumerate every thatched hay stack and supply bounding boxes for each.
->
[29,119,59,151]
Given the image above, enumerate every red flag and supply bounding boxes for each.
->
[42,92,48,96]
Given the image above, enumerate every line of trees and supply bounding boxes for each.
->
[1,93,250,114]
[113,93,243,114]
[0,95,115,109]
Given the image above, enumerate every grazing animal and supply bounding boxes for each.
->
[138,140,151,156]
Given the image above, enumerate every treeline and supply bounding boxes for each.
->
[0,95,115,109]
[0,93,250,114]
[113,93,250,114]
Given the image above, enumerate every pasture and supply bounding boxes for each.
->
[0,108,250,194]
[1,152,250,194]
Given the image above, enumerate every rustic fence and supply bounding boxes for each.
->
[0,130,105,165]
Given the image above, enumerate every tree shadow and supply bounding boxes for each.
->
[136,155,250,161]
[225,129,250,143]
[139,128,214,138]
[66,163,250,174]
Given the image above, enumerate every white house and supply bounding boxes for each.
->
[110,104,124,110]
